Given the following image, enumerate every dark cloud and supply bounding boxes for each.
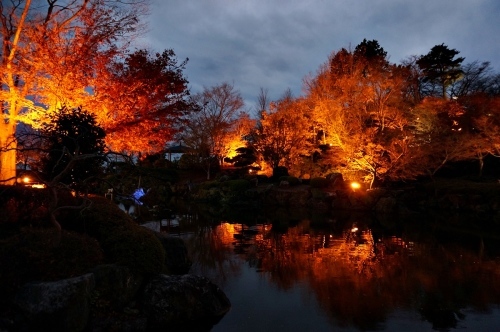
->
[138,0,500,110]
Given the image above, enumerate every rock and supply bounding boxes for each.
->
[14,273,95,332]
[326,173,345,189]
[91,264,144,309]
[374,196,397,213]
[142,274,231,331]
[154,233,192,274]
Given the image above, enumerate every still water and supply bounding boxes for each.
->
[150,205,500,331]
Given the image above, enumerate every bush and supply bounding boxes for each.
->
[199,181,220,190]
[74,196,166,274]
[102,226,166,275]
[0,186,50,226]
[310,177,329,188]
[70,196,135,238]
[194,188,223,203]
[311,188,328,199]
[272,166,289,179]
[222,179,252,192]
[0,228,104,308]
[279,176,300,186]
[178,154,199,170]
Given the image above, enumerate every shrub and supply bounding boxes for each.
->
[222,179,252,192]
[74,196,166,274]
[177,153,199,170]
[310,177,329,188]
[272,166,289,179]
[311,188,328,199]
[194,188,223,203]
[279,176,300,186]
[70,196,135,238]
[199,181,220,190]
[101,225,166,275]
[0,186,50,226]
[0,228,103,307]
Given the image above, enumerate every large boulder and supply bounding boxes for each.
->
[142,274,231,331]
[326,172,345,189]
[154,233,192,274]
[13,274,95,332]
[374,196,397,214]
[91,264,144,309]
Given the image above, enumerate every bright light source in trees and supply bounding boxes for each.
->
[351,181,361,190]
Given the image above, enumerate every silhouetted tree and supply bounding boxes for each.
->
[40,106,106,191]
[183,82,245,179]
[450,61,499,97]
[417,44,465,99]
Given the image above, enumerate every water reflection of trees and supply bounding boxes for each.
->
[179,211,500,330]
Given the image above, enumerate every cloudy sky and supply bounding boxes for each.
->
[138,0,500,112]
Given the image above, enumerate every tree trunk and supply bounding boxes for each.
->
[0,122,18,185]
[369,170,376,189]
[477,152,484,178]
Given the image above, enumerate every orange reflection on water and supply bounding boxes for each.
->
[193,219,500,330]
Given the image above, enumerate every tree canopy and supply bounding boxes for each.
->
[0,0,147,184]
[40,106,106,189]
[417,44,465,99]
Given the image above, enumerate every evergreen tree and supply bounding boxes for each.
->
[40,107,106,190]
[417,44,465,99]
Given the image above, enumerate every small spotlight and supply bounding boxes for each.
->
[350,182,361,190]
[22,176,31,183]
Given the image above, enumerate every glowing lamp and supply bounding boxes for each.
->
[23,176,31,183]
[350,181,361,190]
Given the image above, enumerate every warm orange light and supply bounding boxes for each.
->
[350,181,361,190]
[22,176,31,183]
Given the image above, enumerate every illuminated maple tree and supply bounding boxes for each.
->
[183,83,245,179]
[304,43,416,186]
[251,90,312,174]
[1,0,146,185]
[221,112,256,163]
[93,49,193,154]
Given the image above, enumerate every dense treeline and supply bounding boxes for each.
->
[1,0,498,189]
[232,40,500,187]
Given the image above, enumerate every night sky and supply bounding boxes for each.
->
[138,0,500,112]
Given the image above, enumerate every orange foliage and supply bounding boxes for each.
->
[0,0,145,184]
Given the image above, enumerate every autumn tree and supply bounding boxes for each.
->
[304,42,417,187]
[400,55,425,104]
[183,83,245,179]
[0,0,147,185]
[252,90,312,176]
[417,44,465,99]
[94,49,193,154]
[457,94,500,175]
[222,112,256,164]
[407,98,473,179]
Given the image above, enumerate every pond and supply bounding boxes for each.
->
[147,205,500,331]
